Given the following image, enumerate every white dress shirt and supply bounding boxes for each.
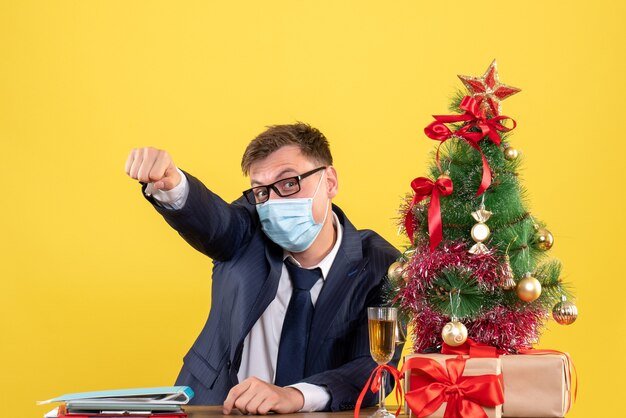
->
[143,168,190,208]
[146,170,340,411]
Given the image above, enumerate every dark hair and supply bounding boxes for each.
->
[241,122,333,175]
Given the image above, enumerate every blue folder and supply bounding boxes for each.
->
[38,386,194,412]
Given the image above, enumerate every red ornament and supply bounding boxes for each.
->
[458,60,521,117]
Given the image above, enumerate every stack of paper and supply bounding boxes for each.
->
[38,386,194,418]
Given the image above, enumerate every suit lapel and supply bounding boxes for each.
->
[231,239,283,361]
[305,206,364,368]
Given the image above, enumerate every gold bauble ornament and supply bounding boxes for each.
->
[387,261,406,281]
[552,297,578,325]
[441,320,468,347]
[503,146,519,161]
[437,173,451,182]
[401,269,411,283]
[516,273,542,302]
[533,228,554,251]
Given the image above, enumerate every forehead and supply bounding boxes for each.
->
[249,145,317,185]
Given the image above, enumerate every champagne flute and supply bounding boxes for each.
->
[367,307,397,418]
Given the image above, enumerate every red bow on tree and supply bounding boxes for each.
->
[424,96,516,197]
[405,175,453,251]
[402,356,504,418]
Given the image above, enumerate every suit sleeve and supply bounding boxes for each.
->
[301,279,404,411]
[142,170,255,262]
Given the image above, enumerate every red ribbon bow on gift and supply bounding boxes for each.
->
[441,338,505,358]
[424,96,516,197]
[402,356,504,418]
[441,340,578,410]
[354,364,404,418]
[405,175,453,251]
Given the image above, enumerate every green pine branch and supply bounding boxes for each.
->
[427,268,493,318]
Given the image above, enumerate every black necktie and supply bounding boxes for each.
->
[274,260,322,386]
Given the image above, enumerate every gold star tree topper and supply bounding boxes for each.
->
[458,59,521,117]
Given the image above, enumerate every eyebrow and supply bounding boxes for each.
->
[250,168,299,186]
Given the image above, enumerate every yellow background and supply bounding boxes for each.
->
[1,1,623,416]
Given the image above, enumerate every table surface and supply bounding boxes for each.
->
[182,405,562,418]
[183,405,386,418]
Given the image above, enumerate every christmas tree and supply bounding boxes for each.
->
[391,60,578,353]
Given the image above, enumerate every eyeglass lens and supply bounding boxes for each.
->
[251,177,300,203]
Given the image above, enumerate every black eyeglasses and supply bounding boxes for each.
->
[243,166,327,205]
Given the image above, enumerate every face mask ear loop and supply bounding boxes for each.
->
[312,169,326,198]
[312,170,330,226]
[318,195,331,226]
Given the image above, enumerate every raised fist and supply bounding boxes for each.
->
[124,147,181,191]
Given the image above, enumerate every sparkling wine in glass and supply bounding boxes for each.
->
[367,307,397,418]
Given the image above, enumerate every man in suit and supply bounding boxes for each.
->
[125,123,402,414]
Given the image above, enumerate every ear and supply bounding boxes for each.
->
[325,166,338,199]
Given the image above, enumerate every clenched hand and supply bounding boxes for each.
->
[124,147,181,190]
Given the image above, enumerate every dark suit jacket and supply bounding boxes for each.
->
[144,171,402,411]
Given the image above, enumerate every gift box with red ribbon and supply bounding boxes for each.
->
[403,345,575,418]
[500,353,573,417]
[402,353,504,418]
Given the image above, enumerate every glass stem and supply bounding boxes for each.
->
[379,369,386,411]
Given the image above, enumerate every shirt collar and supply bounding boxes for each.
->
[283,211,343,280]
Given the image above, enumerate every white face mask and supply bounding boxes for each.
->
[256,171,329,252]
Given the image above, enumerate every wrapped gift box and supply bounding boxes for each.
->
[403,351,573,418]
[403,353,503,418]
[501,353,572,417]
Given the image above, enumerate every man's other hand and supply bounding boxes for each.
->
[125,147,181,191]
[223,377,305,415]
